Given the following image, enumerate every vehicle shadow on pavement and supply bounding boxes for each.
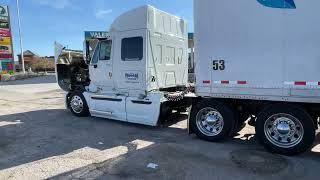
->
[0,109,320,179]
[0,109,186,171]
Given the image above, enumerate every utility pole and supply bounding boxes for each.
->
[16,0,25,73]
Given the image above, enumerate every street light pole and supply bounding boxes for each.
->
[16,0,25,73]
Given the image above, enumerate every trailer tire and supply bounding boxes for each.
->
[256,104,315,156]
[68,91,90,117]
[190,99,235,142]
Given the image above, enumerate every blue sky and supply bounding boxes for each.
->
[1,0,193,58]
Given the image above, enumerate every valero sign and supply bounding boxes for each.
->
[85,31,109,40]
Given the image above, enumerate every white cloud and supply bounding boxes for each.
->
[37,0,72,9]
[95,9,113,19]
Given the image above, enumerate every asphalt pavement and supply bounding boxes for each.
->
[0,75,320,180]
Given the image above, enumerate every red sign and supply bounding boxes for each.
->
[6,62,12,70]
[0,28,10,37]
[0,54,12,58]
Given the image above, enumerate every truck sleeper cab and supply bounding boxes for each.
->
[55,5,188,126]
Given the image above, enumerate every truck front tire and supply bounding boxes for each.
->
[256,104,315,156]
[68,91,90,117]
[190,99,235,142]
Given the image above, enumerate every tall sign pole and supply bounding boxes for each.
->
[16,0,25,73]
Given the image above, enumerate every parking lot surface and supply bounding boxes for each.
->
[0,75,320,180]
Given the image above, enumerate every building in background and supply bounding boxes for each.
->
[0,5,14,74]
[16,50,54,72]
[17,50,40,69]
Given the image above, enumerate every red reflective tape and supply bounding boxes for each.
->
[295,81,306,86]
[221,81,229,84]
[203,80,211,84]
[237,81,247,85]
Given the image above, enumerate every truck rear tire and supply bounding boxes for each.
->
[68,91,90,117]
[190,99,235,142]
[256,104,315,156]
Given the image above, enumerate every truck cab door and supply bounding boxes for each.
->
[89,39,127,121]
[89,39,113,91]
[114,30,161,125]
[113,30,146,94]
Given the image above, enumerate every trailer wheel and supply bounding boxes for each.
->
[256,104,315,156]
[68,91,90,117]
[190,99,234,141]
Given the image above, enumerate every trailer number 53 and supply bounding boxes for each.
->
[213,60,225,70]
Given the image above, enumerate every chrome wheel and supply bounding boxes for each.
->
[196,107,224,136]
[70,95,84,114]
[264,113,304,148]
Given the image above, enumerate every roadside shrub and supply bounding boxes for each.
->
[0,74,11,81]
[30,59,55,72]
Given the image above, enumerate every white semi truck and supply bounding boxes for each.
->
[55,6,189,126]
[56,1,320,155]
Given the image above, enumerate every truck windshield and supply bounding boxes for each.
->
[91,43,100,64]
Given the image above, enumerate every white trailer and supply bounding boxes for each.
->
[55,5,189,126]
[189,0,320,155]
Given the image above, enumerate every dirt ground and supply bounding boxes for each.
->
[0,75,320,180]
